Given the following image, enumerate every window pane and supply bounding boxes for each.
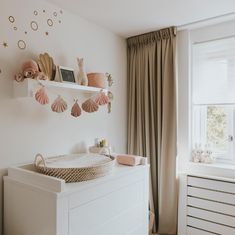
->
[192,105,233,161]
[192,37,235,104]
[207,106,228,153]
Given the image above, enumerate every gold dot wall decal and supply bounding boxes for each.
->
[53,12,57,17]
[13,26,17,30]
[43,10,46,13]
[2,42,8,48]
[47,19,53,27]
[8,16,15,23]
[34,10,38,16]
[25,31,27,34]
[17,40,26,50]
[45,31,49,36]
[30,21,38,31]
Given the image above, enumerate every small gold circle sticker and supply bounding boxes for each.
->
[53,12,57,17]
[18,40,26,50]
[8,16,15,23]
[34,10,38,16]
[47,19,53,27]
[30,21,38,31]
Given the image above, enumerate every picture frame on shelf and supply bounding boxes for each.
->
[58,66,76,83]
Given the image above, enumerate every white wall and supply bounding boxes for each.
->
[0,0,127,233]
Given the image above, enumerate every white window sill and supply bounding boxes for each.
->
[180,161,235,180]
[188,161,235,170]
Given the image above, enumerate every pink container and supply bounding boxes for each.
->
[87,73,106,88]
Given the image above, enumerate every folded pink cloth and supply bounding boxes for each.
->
[116,154,146,166]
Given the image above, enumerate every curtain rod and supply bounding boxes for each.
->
[177,11,235,31]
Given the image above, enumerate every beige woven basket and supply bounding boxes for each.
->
[34,153,115,183]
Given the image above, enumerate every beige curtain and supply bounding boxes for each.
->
[127,27,177,235]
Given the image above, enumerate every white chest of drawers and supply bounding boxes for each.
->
[4,163,149,235]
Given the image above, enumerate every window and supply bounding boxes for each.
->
[192,36,235,163]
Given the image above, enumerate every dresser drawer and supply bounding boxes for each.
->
[69,170,144,209]
[69,181,144,235]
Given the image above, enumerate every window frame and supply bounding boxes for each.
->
[191,37,235,164]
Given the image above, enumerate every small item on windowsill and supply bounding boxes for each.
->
[191,143,213,164]
[116,154,147,166]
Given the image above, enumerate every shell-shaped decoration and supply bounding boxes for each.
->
[35,87,49,105]
[35,71,48,80]
[82,99,99,113]
[51,96,67,113]
[95,92,109,106]
[71,100,81,118]
[38,52,56,81]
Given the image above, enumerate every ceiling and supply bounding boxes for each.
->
[47,0,235,38]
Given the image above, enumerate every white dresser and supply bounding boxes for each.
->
[178,173,235,235]
[4,163,149,235]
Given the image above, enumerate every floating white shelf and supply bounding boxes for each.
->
[13,78,106,98]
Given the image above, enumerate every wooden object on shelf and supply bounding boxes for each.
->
[13,78,107,98]
[4,161,149,235]
[87,73,106,88]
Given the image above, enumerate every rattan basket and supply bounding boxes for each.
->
[34,153,115,183]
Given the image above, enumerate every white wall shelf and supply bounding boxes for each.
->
[13,78,106,98]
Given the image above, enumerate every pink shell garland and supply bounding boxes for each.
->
[95,92,109,106]
[14,73,24,82]
[35,87,49,105]
[82,99,99,113]
[71,100,82,118]
[51,96,68,113]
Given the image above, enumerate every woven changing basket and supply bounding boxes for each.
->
[34,153,115,183]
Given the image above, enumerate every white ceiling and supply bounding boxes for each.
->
[47,0,235,38]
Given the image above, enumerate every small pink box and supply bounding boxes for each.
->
[116,154,146,166]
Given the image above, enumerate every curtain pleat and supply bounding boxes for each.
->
[127,27,177,235]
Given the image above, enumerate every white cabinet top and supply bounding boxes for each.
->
[6,162,149,196]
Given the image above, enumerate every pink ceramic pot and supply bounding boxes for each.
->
[87,73,106,88]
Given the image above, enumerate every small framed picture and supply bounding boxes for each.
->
[58,66,76,83]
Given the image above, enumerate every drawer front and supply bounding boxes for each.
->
[188,176,235,194]
[69,181,147,235]
[126,225,144,235]
[69,170,144,209]
[187,226,216,235]
[88,205,143,235]
[187,217,235,235]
